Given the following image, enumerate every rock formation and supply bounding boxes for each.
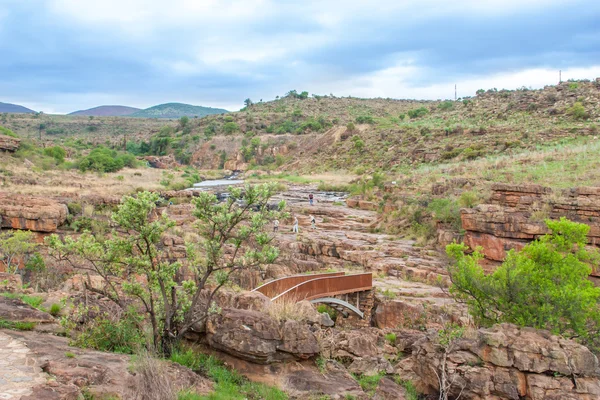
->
[461,184,600,269]
[397,324,600,400]
[0,193,68,232]
[0,134,20,152]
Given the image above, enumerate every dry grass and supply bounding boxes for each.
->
[129,351,178,400]
[268,297,316,321]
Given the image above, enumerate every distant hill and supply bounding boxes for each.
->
[129,103,228,119]
[69,105,141,117]
[0,102,36,114]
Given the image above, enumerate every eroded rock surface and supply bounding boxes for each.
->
[462,184,600,267]
[0,193,68,232]
[397,324,600,400]
[206,308,319,364]
[0,134,20,152]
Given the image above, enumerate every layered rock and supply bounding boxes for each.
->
[0,134,20,152]
[0,192,68,232]
[206,308,319,364]
[397,324,600,400]
[461,184,600,266]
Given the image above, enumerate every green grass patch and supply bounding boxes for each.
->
[171,349,287,400]
[353,373,384,396]
[0,319,36,331]
[1,293,44,309]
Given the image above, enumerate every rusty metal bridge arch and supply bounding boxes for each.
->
[252,272,373,319]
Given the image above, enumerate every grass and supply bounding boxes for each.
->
[65,351,76,358]
[1,293,44,309]
[353,373,383,396]
[50,303,62,317]
[384,332,397,345]
[170,348,287,400]
[0,319,36,331]
[394,378,419,400]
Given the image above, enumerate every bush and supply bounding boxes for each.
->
[43,146,66,163]
[355,115,375,124]
[351,135,364,151]
[567,102,589,120]
[223,122,240,135]
[78,147,135,173]
[438,100,454,111]
[458,191,480,208]
[385,332,397,345]
[407,107,429,119]
[49,303,61,317]
[428,198,461,229]
[70,311,145,354]
[446,218,600,349]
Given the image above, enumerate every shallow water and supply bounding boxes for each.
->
[192,179,244,188]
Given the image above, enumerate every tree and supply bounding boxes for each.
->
[178,116,190,129]
[446,218,600,348]
[47,185,285,354]
[244,98,253,108]
[0,230,38,274]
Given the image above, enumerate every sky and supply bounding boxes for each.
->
[0,0,599,114]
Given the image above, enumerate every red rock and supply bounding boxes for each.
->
[0,193,68,232]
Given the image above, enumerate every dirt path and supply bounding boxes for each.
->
[0,331,47,399]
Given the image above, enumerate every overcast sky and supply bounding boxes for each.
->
[1,0,599,114]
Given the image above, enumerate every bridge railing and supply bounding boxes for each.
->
[271,273,373,302]
[252,272,345,299]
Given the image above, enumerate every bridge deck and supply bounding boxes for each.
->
[252,272,345,299]
[270,273,373,302]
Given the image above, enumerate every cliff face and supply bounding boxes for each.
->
[461,183,600,275]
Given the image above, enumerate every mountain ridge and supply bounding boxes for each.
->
[69,105,141,117]
[0,102,36,114]
[129,102,229,119]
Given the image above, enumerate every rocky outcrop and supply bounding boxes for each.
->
[284,359,364,399]
[206,308,319,364]
[3,330,212,399]
[461,184,600,266]
[0,193,68,232]
[143,155,180,169]
[0,134,20,152]
[397,324,600,400]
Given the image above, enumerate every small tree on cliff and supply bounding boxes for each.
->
[0,230,38,274]
[47,184,285,354]
[446,217,600,348]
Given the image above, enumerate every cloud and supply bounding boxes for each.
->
[0,0,598,113]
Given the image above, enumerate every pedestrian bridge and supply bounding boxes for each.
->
[252,272,373,319]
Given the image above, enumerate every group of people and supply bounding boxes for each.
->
[272,193,317,234]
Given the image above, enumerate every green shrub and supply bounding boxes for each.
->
[223,122,240,135]
[355,115,375,124]
[446,218,600,350]
[438,100,454,111]
[407,107,429,119]
[428,198,461,229]
[50,303,62,317]
[351,135,364,151]
[78,147,136,173]
[458,191,480,208]
[384,332,397,345]
[567,102,589,120]
[71,311,145,354]
[43,146,66,163]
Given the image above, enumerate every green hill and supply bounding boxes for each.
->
[130,103,228,119]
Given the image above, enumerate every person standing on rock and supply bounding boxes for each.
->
[310,215,316,229]
[292,216,299,233]
[309,193,314,205]
[273,219,279,232]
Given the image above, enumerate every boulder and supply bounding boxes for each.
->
[373,377,408,400]
[348,356,394,376]
[284,360,364,399]
[206,308,319,364]
[0,193,68,232]
[233,291,272,312]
